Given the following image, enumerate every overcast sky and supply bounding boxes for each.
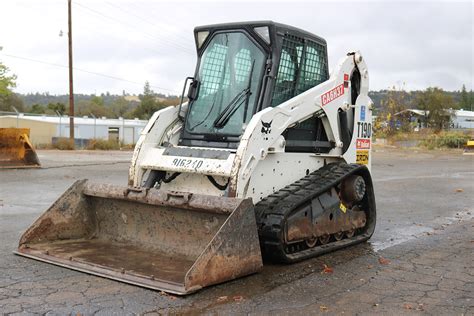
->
[1,0,472,95]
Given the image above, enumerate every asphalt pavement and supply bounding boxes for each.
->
[0,148,473,315]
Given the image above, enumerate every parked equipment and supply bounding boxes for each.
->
[17,21,376,294]
[463,139,474,154]
[0,128,40,168]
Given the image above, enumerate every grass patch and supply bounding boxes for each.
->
[52,138,75,150]
[86,139,122,150]
[419,131,471,149]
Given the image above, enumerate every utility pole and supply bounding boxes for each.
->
[68,0,75,148]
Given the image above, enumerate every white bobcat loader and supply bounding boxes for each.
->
[17,21,376,295]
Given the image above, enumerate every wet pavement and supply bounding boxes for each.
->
[0,148,473,315]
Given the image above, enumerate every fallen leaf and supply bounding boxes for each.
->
[367,264,374,269]
[233,295,244,302]
[455,188,463,192]
[403,303,413,310]
[217,296,228,302]
[159,290,177,300]
[319,305,329,312]
[378,257,391,265]
[321,264,334,274]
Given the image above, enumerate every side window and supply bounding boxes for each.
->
[271,35,304,106]
[271,36,328,107]
[277,50,295,83]
[296,43,327,94]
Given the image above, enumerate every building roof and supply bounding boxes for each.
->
[0,115,147,127]
[394,109,474,118]
[455,109,474,117]
[394,109,428,116]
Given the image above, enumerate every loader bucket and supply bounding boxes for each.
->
[463,139,474,155]
[15,180,262,295]
[0,128,40,168]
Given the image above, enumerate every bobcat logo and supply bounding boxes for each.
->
[261,120,272,134]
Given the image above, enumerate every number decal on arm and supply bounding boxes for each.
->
[357,122,372,138]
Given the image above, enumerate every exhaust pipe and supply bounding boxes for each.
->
[16,180,262,294]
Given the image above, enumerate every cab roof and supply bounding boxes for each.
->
[194,20,327,45]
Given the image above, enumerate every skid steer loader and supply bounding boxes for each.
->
[16,21,376,294]
[0,128,40,168]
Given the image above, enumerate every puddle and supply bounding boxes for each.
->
[374,171,474,182]
[371,209,473,251]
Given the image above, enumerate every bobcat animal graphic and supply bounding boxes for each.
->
[261,120,272,134]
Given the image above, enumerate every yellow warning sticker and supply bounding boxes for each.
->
[339,203,347,213]
[356,150,369,165]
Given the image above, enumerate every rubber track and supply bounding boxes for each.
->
[255,162,373,263]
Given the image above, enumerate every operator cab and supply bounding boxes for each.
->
[179,21,330,151]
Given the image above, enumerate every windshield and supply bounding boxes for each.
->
[185,32,266,136]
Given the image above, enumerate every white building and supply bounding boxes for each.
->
[0,114,148,145]
[394,109,474,130]
[452,109,474,129]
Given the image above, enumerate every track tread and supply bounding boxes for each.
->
[255,162,375,263]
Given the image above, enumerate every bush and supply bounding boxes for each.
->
[86,139,121,150]
[420,132,471,149]
[52,138,74,150]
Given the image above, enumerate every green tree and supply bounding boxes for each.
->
[132,81,166,119]
[47,102,66,115]
[91,95,104,107]
[380,84,410,135]
[459,84,473,111]
[0,61,25,112]
[76,98,113,118]
[416,87,454,131]
[30,103,46,114]
[0,62,16,95]
[110,97,131,118]
[1,93,25,112]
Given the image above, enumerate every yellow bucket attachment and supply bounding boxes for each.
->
[463,139,474,155]
[16,180,262,295]
[0,128,40,168]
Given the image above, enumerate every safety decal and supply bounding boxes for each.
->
[360,105,366,121]
[356,150,369,165]
[339,203,347,213]
[321,83,344,106]
[356,138,371,149]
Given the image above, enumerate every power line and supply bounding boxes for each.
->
[74,2,194,55]
[103,1,192,47]
[0,52,180,94]
[77,22,176,58]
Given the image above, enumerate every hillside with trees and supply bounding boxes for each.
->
[1,60,472,123]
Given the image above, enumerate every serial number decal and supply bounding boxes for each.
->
[172,158,204,170]
[357,122,372,138]
[321,83,344,106]
[356,138,371,149]
[356,150,369,165]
